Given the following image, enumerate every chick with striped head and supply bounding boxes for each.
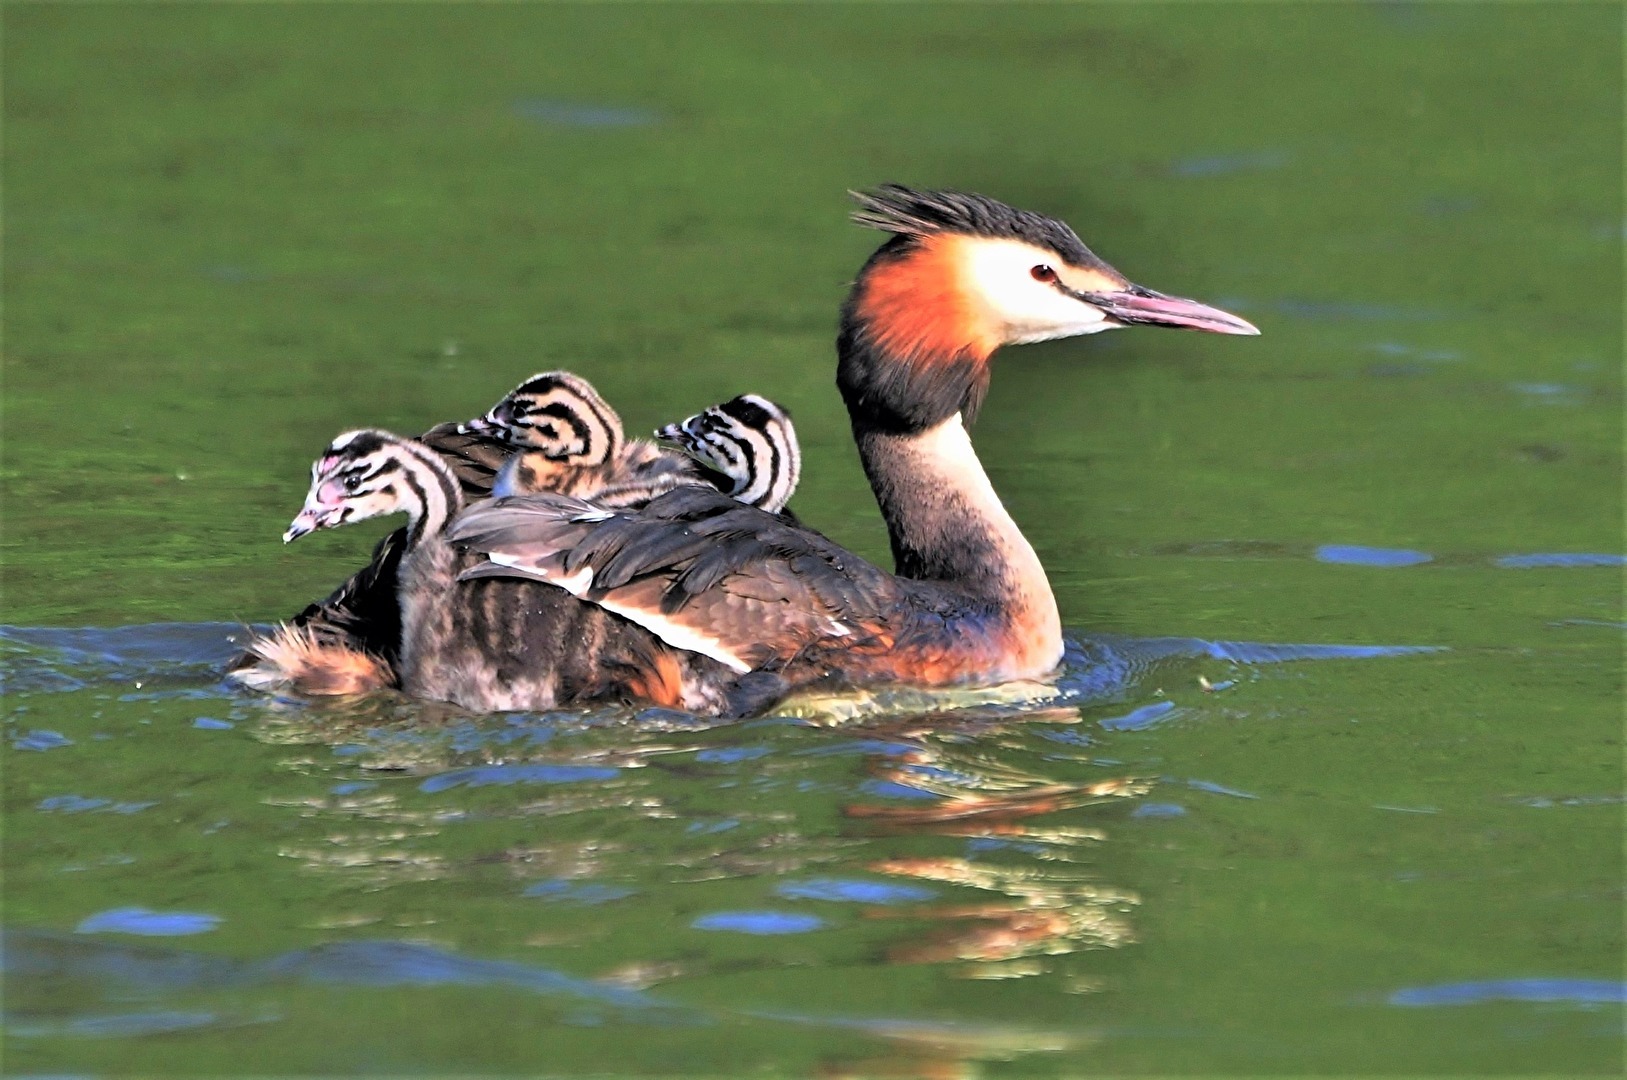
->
[460,371,626,499]
[463,371,701,506]
[656,394,801,515]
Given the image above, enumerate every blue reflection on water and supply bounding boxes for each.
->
[1388,979,1627,1006]
[1316,545,1434,567]
[696,746,771,763]
[12,729,73,751]
[6,1008,232,1038]
[511,99,658,128]
[1202,641,1441,663]
[75,909,220,936]
[794,739,919,758]
[775,878,936,905]
[1099,700,1179,731]
[0,623,1447,732]
[1496,553,1625,569]
[39,795,110,813]
[419,764,620,792]
[1131,803,1188,819]
[39,796,155,815]
[966,836,1050,856]
[3,929,685,1019]
[1037,726,1094,747]
[0,622,251,693]
[692,911,825,935]
[859,780,939,801]
[523,880,635,904]
[1186,779,1260,800]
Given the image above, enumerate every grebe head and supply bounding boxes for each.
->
[656,394,801,513]
[283,430,455,543]
[459,371,624,467]
[840,185,1257,430]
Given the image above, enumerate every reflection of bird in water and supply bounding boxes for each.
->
[864,855,1138,965]
[817,722,1148,970]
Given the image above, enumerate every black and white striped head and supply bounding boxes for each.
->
[283,430,460,545]
[656,395,801,514]
[460,371,623,467]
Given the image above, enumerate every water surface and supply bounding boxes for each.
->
[4,3,1621,1075]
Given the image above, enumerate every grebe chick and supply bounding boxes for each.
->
[268,428,742,714]
[451,185,1257,697]
[241,418,520,690]
[656,394,801,515]
[240,374,686,690]
[463,371,702,505]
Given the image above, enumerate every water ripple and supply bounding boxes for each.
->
[775,878,937,905]
[1495,553,1625,569]
[0,623,1444,721]
[3,929,688,1018]
[75,908,220,936]
[1388,979,1626,1006]
[1316,545,1434,567]
[692,911,826,935]
[419,764,621,793]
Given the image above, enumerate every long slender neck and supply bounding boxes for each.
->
[395,442,464,549]
[837,289,1058,648]
[854,410,1051,601]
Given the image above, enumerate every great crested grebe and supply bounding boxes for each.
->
[656,394,802,515]
[232,374,789,697]
[448,185,1257,699]
[461,371,705,504]
[265,429,744,713]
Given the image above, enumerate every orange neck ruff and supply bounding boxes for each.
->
[855,235,999,366]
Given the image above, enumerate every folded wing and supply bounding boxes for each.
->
[448,487,903,672]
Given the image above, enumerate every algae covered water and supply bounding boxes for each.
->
[4,4,1622,1074]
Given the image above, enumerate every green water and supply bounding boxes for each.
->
[3,3,1622,1074]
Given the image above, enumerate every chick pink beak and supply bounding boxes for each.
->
[284,481,349,542]
[283,510,323,543]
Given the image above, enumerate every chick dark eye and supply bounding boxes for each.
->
[1030,264,1058,284]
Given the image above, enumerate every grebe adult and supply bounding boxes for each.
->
[449,185,1257,695]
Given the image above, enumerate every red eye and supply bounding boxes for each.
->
[1030,264,1058,283]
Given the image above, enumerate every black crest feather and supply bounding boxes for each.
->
[849,184,1106,270]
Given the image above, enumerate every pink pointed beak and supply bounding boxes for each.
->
[283,480,349,542]
[283,509,324,543]
[1085,286,1259,336]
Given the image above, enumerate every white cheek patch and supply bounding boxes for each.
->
[958,238,1115,342]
